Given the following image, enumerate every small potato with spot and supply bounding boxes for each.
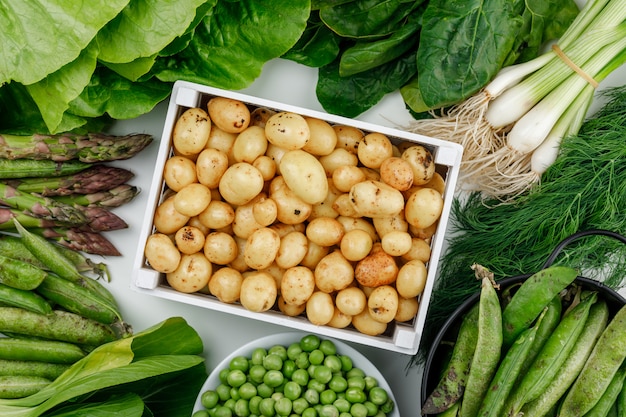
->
[349,180,405,218]
[175,225,205,254]
[172,107,211,156]
[367,285,399,323]
[207,97,250,134]
[396,259,427,298]
[265,111,310,150]
[154,195,190,234]
[402,145,435,185]
[204,232,238,265]
[314,250,354,293]
[196,148,229,189]
[219,162,264,206]
[240,271,277,312]
[208,267,243,303]
[379,156,414,191]
[166,252,212,293]
[405,187,444,229]
[145,233,181,273]
[173,183,211,217]
[280,150,328,205]
[281,266,315,306]
[163,156,197,192]
[244,227,281,270]
[357,132,393,169]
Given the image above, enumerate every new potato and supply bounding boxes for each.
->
[280,150,328,205]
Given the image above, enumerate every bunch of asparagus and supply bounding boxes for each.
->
[0,132,153,256]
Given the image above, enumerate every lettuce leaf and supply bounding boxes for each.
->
[0,0,129,86]
[154,0,311,90]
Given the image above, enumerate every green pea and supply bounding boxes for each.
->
[303,388,320,405]
[319,404,340,417]
[319,339,337,356]
[328,375,348,393]
[320,389,337,405]
[269,345,288,361]
[259,398,276,417]
[230,356,250,372]
[324,355,343,373]
[339,413,352,417]
[346,368,365,379]
[251,348,268,366]
[287,343,303,360]
[308,378,326,393]
[217,384,232,402]
[257,383,274,399]
[271,392,285,401]
[293,397,310,414]
[263,370,285,388]
[295,351,310,369]
[339,355,353,372]
[202,390,220,409]
[350,403,368,417]
[224,398,237,411]
[239,382,258,400]
[283,381,302,401]
[345,387,367,404]
[291,368,310,386]
[249,364,267,384]
[230,387,241,401]
[314,365,333,384]
[193,411,210,417]
[347,376,366,390]
[368,387,388,405]
[380,398,395,414]
[300,334,321,352]
[275,397,293,416]
[302,407,317,417]
[227,370,248,388]
[234,399,250,417]
[309,349,325,365]
[282,359,296,379]
[249,396,263,415]
[215,405,234,417]
[363,401,378,416]
[364,376,378,391]
[220,368,231,384]
[334,398,351,413]
[263,353,284,371]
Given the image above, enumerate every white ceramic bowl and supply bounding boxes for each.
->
[193,331,399,416]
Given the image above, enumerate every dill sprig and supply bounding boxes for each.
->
[413,85,626,366]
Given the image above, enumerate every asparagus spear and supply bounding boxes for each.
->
[0,183,86,225]
[53,184,140,208]
[1,165,135,196]
[0,206,125,232]
[73,206,128,231]
[0,132,153,162]
[0,208,69,229]
[31,228,121,256]
[0,159,91,179]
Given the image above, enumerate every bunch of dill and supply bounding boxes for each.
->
[413,85,626,366]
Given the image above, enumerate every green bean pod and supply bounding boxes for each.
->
[501,266,578,347]
[459,277,502,417]
[0,282,52,315]
[519,300,609,417]
[0,359,70,380]
[422,304,480,414]
[0,375,51,399]
[438,402,460,416]
[617,371,626,417]
[476,307,545,417]
[0,254,47,290]
[36,273,120,324]
[504,292,597,416]
[583,365,626,417]
[0,338,85,364]
[0,307,117,346]
[560,303,626,417]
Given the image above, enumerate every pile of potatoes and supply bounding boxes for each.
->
[144,95,446,337]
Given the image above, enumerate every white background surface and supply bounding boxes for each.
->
[103,50,624,416]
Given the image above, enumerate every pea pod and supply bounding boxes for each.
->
[0,359,70,380]
[504,291,597,416]
[0,254,47,290]
[476,306,547,417]
[520,300,609,417]
[501,266,578,347]
[0,282,52,315]
[459,277,502,417]
[583,364,626,417]
[0,338,85,364]
[0,375,51,399]
[422,304,479,414]
[517,295,562,375]
[560,303,626,417]
[618,371,626,417]
[438,402,459,416]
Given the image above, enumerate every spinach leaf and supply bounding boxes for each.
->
[316,49,417,118]
[339,11,421,76]
[282,12,342,68]
[319,0,422,38]
[44,393,145,417]
[417,0,526,109]
[96,0,207,64]
[0,1,129,86]
[68,67,171,121]
[154,0,310,90]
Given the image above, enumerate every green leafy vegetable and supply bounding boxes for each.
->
[282,11,341,68]
[153,0,310,90]
[0,317,206,417]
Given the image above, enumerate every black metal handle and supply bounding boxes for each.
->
[541,229,626,269]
